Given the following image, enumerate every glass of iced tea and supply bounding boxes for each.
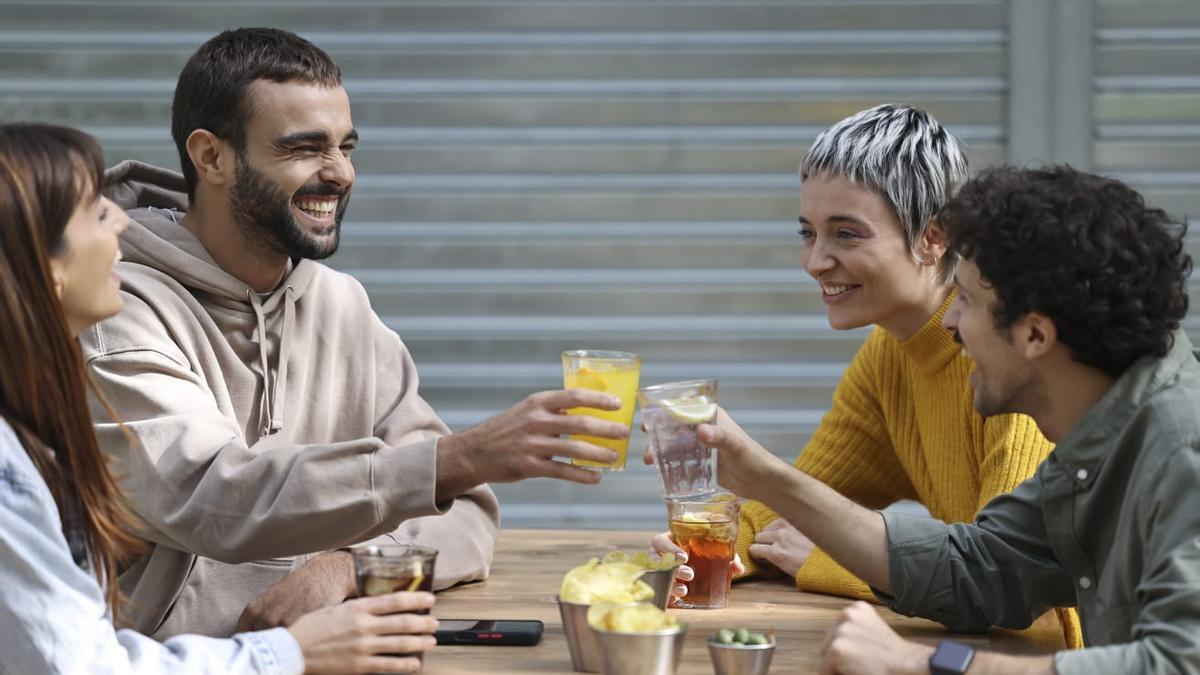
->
[666,495,740,609]
[351,545,438,663]
[561,349,642,471]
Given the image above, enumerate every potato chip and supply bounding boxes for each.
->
[601,550,681,571]
[560,558,655,604]
[631,551,682,571]
[587,602,681,633]
[600,551,629,565]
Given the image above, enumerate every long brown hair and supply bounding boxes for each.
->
[0,123,145,617]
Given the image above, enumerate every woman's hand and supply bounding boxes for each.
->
[749,518,815,578]
[649,532,745,601]
[697,407,790,500]
[287,591,438,674]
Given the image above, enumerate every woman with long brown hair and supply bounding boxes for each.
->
[0,123,437,674]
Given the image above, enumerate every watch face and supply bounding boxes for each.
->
[930,641,975,674]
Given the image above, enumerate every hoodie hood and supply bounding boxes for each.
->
[102,160,315,435]
[102,160,317,305]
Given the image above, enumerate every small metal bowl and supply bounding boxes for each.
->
[707,637,777,675]
[557,597,604,673]
[593,624,688,675]
[639,560,685,610]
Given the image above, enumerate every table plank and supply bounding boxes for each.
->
[424,530,1064,674]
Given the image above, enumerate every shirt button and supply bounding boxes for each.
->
[1078,576,1092,589]
[1075,468,1089,481]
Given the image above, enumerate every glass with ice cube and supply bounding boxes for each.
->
[638,379,719,499]
[351,544,437,663]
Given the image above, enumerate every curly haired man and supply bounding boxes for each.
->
[709,165,1200,674]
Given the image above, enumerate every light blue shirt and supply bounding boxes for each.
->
[0,417,303,674]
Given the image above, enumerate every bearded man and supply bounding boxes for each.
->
[85,27,628,639]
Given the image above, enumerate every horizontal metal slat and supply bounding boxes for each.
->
[0,29,1007,50]
[0,2,1008,34]
[80,123,1006,145]
[0,76,1008,98]
[384,314,850,335]
[359,268,811,287]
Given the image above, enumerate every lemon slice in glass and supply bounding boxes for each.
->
[661,397,717,424]
[404,560,428,591]
[573,366,608,392]
[679,510,720,523]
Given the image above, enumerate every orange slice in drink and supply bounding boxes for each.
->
[406,562,426,592]
[573,366,608,392]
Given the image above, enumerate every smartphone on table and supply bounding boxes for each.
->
[434,618,544,646]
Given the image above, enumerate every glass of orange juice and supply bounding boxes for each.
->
[561,349,642,470]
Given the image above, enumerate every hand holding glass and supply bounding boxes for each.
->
[667,496,740,609]
[352,545,438,663]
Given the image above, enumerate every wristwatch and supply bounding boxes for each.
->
[929,640,975,675]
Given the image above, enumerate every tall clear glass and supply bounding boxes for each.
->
[638,378,718,499]
[562,349,642,471]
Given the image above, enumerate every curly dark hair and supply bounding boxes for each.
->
[940,165,1191,378]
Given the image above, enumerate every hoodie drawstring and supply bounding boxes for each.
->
[247,286,296,436]
[274,286,295,433]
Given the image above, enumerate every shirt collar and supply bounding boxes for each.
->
[1053,330,1197,463]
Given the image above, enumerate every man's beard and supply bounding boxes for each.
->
[229,153,349,261]
[973,366,1038,420]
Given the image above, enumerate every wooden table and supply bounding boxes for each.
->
[424,530,1065,674]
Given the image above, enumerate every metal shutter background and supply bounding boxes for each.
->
[1,1,1195,528]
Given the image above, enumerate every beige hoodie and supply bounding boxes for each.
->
[82,161,500,639]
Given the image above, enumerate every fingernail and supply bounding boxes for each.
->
[608,396,621,408]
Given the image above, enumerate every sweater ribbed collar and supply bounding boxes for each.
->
[896,290,962,376]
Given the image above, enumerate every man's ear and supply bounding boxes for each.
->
[917,219,948,267]
[1017,312,1058,359]
[185,129,235,189]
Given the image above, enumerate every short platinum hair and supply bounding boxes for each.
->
[800,103,969,283]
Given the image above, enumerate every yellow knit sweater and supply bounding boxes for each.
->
[736,293,1083,649]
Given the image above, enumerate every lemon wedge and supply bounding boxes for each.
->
[573,366,608,392]
[661,397,716,424]
[405,557,424,588]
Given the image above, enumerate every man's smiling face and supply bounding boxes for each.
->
[230,79,357,260]
[943,258,1040,418]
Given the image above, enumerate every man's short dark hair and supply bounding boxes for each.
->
[171,27,342,202]
[941,165,1191,378]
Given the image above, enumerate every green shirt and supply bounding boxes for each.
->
[877,332,1200,673]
